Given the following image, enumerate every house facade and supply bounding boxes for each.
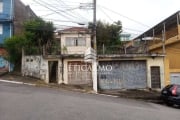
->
[97,54,164,90]
[0,0,13,72]
[22,27,93,85]
[22,26,165,90]
[134,11,180,85]
[0,0,36,73]
[58,27,92,85]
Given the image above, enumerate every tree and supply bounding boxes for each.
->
[4,36,27,66]
[89,20,122,53]
[4,17,55,69]
[24,17,55,54]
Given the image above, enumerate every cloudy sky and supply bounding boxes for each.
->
[21,0,180,37]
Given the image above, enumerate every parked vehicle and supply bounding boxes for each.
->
[161,84,180,106]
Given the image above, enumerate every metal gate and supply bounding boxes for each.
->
[98,61,147,89]
[170,73,180,85]
[68,61,92,85]
[151,66,161,88]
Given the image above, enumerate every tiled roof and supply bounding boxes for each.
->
[59,27,90,33]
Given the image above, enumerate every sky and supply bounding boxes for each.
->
[21,0,180,38]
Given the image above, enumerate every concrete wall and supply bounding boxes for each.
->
[0,56,9,72]
[22,56,49,83]
[22,55,63,84]
[22,55,165,89]
[0,48,14,73]
[147,57,165,89]
[98,56,165,89]
[61,33,91,54]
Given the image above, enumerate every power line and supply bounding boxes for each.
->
[40,12,56,17]
[41,18,87,25]
[99,7,114,22]
[99,5,150,28]
[98,7,144,34]
[56,0,89,22]
[32,0,72,20]
[123,27,144,33]
[33,0,88,22]
[37,0,82,20]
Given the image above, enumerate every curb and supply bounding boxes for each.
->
[0,79,36,86]
[0,79,163,104]
[96,93,119,98]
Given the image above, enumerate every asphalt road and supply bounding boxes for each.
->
[0,81,180,120]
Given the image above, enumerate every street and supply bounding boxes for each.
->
[0,81,180,120]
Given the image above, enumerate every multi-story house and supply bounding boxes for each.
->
[57,27,92,85]
[0,0,13,44]
[0,0,36,73]
[22,26,165,91]
[22,27,93,85]
[134,11,180,86]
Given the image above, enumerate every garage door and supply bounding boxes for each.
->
[98,61,147,89]
[68,61,92,85]
[170,73,180,85]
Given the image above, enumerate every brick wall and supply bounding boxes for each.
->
[14,0,36,35]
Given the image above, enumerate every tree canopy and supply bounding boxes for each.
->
[24,17,55,54]
[4,36,27,65]
[89,20,122,53]
[4,17,55,65]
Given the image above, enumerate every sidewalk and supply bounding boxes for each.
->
[99,89,162,104]
[0,72,162,104]
[0,72,93,93]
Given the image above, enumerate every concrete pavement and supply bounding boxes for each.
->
[0,81,180,120]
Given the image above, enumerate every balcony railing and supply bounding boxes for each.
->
[97,44,148,55]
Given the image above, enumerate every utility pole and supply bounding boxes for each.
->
[92,0,97,92]
[93,0,97,50]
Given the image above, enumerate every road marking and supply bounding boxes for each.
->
[23,83,36,86]
[0,79,36,86]
[0,79,23,84]
[96,93,119,98]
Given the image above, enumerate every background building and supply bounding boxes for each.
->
[134,11,180,85]
[0,0,36,73]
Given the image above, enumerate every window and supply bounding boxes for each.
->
[65,37,86,46]
[0,24,3,35]
[78,38,86,46]
[0,0,3,13]
[66,37,75,46]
